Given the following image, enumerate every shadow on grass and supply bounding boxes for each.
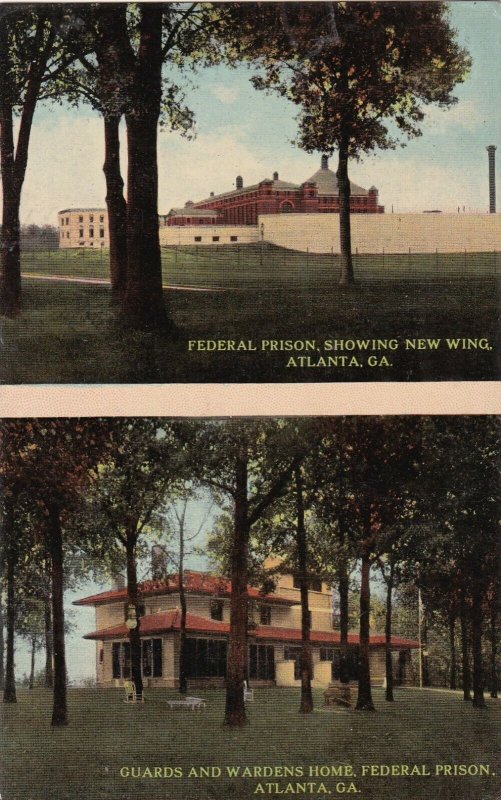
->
[1,271,499,383]
[0,687,499,800]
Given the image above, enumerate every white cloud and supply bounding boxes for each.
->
[352,149,489,213]
[13,111,113,225]
[209,85,240,104]
[423,99,486,133]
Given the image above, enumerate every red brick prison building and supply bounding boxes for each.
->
[164,156,384,227]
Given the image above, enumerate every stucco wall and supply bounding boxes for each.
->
[259,213,501,254]
[58,209,109,248]
[159,225,259,246]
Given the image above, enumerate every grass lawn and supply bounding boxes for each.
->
[0,247,498,383]
[1,687,499,800]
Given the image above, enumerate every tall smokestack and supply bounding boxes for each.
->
[236,175,243,190]
[487,145,496,213]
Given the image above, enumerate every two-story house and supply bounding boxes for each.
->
[75,569,417,689]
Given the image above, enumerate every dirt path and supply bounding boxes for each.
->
[23,272,224,292]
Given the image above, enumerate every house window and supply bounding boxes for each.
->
[79,215,83,223]
[194,236,202,242]
[293,576,322,592]
[212,236,219,242]
[89,215,94,223]
[185,638,227,678]
[259,604,271,626]
[99,648,104,663]
[112,639,162,679]
[79,229,84,238]
[99,215,104,223]
[89,228,94,238]
[66,217,69,225]
[66,232,69,239]
[230,236,238,242]
[248,644,275,680]
[210,599,223,621]
[99,229,104,238]
[79,241,84,247]
[284,646,303,680]
[142,638,163,678]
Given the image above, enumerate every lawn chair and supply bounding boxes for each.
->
[244,680,254,702]
[123,680,145,703]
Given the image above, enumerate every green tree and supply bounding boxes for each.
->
[0,419,110,724]
[196,420,297,727]
[57,4,199,305]
[0,5,78,315]
[154,493,214,694]
[243,2,470,284]
[79,419,193,698]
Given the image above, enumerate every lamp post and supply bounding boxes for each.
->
[125,604,137,630]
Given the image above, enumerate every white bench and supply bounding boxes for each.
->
[167,696,206,711]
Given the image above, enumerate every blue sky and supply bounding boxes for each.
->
[16,1,501,225]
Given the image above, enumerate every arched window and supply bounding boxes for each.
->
[280,202,294,213]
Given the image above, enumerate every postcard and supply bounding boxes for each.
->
[0,414,499,800]
[0,1,499,384]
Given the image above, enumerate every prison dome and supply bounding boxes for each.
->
[162,156,383,228]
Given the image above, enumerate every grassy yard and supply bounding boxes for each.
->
[0,247,498,383]
[1,687,499,800]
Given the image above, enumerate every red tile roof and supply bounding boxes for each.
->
[84,610,418,649]
[75,571,296,607]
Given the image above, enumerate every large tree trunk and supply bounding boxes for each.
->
[295,466,313,713]
[338,558,350,684]
[3,499,17,703]
[122,7,168,331]
[356,545,375,711]
[29,638,36,689]
[0,21,21,317]
[44,596,54,689]
[336,133,355,286]
[448,609,457,690]
[178,524,188,695]
[384,562,394,702]
[125,530,143,697]
[0,174,22,317]
[49,505,68,725]
[460,589,471,701]
[470,586,486,709]
[3,500,16,703]
[490,602,498,699]
[225,453,249,727]
[422,609,430,687]
[0,16,54,316]
[0,591,5,691]
[103,114,127,303]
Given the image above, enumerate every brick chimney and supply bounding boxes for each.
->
[273,171,279,181]
[151,545,167,580]
[321,154,329,170]
[112,573,125,590]
[487,146,497,213]
[236,175,243,190]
